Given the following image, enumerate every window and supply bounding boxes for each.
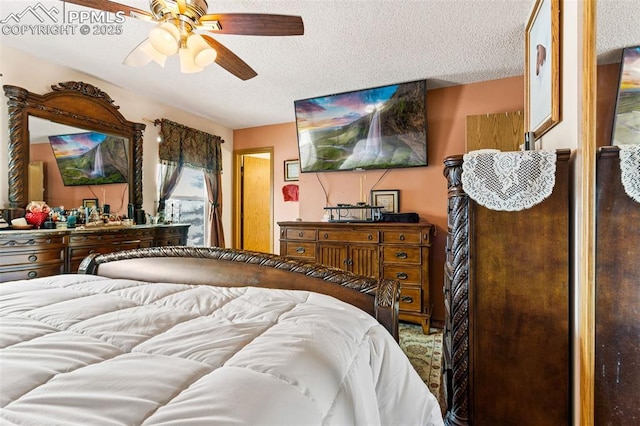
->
[163,166,208,246]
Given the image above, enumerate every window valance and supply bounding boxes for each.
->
[157,118,224,173]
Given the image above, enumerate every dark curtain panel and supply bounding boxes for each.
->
[158,160,182,213]
[204,171,225,247]
[158,119,225,246]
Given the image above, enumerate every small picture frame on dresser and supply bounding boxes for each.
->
[83,199,98,209]
[370,190,399,213]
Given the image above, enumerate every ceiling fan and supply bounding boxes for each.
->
[64,0,304,79]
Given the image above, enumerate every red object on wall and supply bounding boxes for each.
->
[282,184,299,202]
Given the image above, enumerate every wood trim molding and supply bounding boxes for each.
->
[232,148,274,250]
[579,0,597,424]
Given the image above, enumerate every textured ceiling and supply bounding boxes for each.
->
[1,0,639,129]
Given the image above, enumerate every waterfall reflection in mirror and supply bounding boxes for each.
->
[29,116,131,214]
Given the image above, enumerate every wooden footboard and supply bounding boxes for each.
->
[79,246,400,339]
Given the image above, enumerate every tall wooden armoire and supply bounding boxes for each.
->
[595,146,640,424]
[442,149,571,425]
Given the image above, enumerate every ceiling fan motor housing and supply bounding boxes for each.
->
[150,0,208,23]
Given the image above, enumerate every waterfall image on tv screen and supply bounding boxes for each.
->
[294,79,427,173]
[48,132,129,186]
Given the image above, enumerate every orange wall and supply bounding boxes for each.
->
[234,76,524,324]
[233,123,301,249]
[30,143,130,215]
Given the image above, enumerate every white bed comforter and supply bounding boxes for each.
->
[0,274,443,426]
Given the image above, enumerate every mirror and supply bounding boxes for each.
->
[3,81,145,215]
[28,116,132,212]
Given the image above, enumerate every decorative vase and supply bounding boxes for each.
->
[25,211,49,229]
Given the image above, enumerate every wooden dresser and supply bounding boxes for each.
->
[442,150,571,425]
[0,224,189,282]
[595,147,640,423]
[278,221,433,332]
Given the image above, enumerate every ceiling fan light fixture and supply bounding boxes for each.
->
[140,39,168,66]
[123,45,153,67]
[123,38,167,67]
[186,34,217,67]
[179,47,204,73]
[149,22,180,55]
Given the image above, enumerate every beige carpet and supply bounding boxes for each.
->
[399,323,445,414]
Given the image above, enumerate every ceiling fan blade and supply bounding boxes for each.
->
[201,35,257,80]
[61,0,153,19]
[198,13,304,36]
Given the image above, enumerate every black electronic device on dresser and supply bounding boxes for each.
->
[442,150,571,425]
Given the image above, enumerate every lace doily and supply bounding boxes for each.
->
[618,144,640,203]
[461,150,557,211]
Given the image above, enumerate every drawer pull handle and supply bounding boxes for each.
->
[400,296,413,304]
[367,234,373,240]
[296,247,306,254]
[298,232,304,237]
[395,251,408,259]
[28,255,38,262]
[45,238,52,243]
[399,234,405,241]
[89,249,96,254]
[323,233,329,239]
[27,271,37,278]
[27,239,35,245]
[396,272,408,280]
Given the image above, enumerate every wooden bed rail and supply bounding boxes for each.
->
[79,246,400,340]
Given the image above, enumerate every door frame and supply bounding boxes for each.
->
[232,147,274,251]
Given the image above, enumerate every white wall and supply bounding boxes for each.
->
[0,44,234,246]
[536,1,583,424]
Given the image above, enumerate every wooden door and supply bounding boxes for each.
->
[28,161,44,202]
[466,111,524,152]
[242,155,271,252]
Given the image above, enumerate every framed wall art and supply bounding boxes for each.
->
[525,0,561,139]
[284,159,300,181]
[370,189,399,213]
[610,45,640,145]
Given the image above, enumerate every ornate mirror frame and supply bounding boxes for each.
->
[3,81,145,213]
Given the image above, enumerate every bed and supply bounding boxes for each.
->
[0,246,443,425]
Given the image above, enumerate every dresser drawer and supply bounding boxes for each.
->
[0,262,65,282]
[0,249,64,267]
[69,240,147,259]
[382,246,421,263]
[399,287,422,312]
[283,242,316,259]
[319,230,379,243]
[383,264,422,284]
[0,234,66,249]
[155,229,185,245]
[69,233,120,244]
[155,237,183,246]
[284,228,317,241]
[382,230,422,244]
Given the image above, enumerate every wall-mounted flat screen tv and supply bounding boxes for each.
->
[48,132,129,186]
[610,45,640,145]
[294,79,427,173]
